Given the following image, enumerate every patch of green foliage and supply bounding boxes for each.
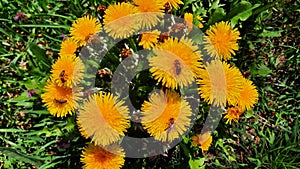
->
[0,0,299,168]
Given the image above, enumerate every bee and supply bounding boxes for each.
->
[170,23,185,34]
[163,117,175,156]
[159,32,169,42]
[54,98,67,104]
[87,34,101,49]
[60,70,66,83]
[97,68,112,78]
[164,2,171,13]
[97,5,107,12]
[83,89,93,98]
[120,48,132,59]
[174,59,181,75]
[165,117,175,133]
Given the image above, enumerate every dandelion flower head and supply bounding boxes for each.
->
[197,60,243,106]
[149,37,202,89]
[204,21,240,60]
[77,92,130,146]
[184,13,193,32]
[223,106,244,124]
[41,79,81,117]
[191,132,213,152]
[237,78,259,111]
[133,0,164,29]
[81,143,125,169]
[164,0,183,10]
[103,2,140,39]
[70,15,102,46]
[50,54,85,88]
[141,90,192,142]
[139,30,160,49]
[59,37,78,56]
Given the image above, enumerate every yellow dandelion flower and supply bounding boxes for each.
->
[191,132,213,152]
[133,0,164,29]
[198,23,204,29]
[70,15,102,46]
[237,78,259,111]
[81,143,125,169]
[164,0,183,10]
[223,106,244,124]
[223,63,244,106]
[184,13,193,32]
[139,30,160,49]
[78,124,89,139]
[77,92,130,146]
[197,60,243,106]
[204,21,240,60]
[59,38,78,56]
[141,90,192,142]
[196,16,204,22]
[50,54,84,88]
[41,79,81,117]
[149,37,202,89]
[103,2,140,39]
[196,16,205,28]
[197,60,226,106]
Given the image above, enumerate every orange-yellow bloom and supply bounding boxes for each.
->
[139,30,160,49]
[141,90,192,142]
[59,38,78,56]
[133,0,164,29]
[197,60,243,106]
[41,79,81,117]
[191,132,213,152]
[50,54,85,88]
[77,92,130,146]
[164,0,183,10]
[204,21,240,60]
[70,15,102,46]
[223,106,244,124]
[81,143,125,169]
[184,13,193,32]
[149,37,202,89]
[237,78,259,111]
[103,2,140,39]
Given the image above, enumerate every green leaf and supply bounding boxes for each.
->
[39,161,62,169]
[18,24,70,29]
[35,140,57,154]
[259,30,283,37]
[182,136,190,144]
[27,42,52,71]
[230,2,261,26]
[24,109,50,115]
[0,129,28,133]
[0,27,10,37]
[64,117,75,132]
[248,157,262,168]
[180,142,191,157]
[209,0,225,11]
[189,155,206,169]
[184,0,197,11]
[9,91,29,102]
[244,109,257,118]
[20,79,39,89]
[257,64,272,76]
[8,91,35,108]
[16,101,34,108]
[208,7,226,25]
[0,147,42,166]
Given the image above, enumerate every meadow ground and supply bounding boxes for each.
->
[0,0,299,168]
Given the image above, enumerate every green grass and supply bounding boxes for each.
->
[1,0,299,168]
